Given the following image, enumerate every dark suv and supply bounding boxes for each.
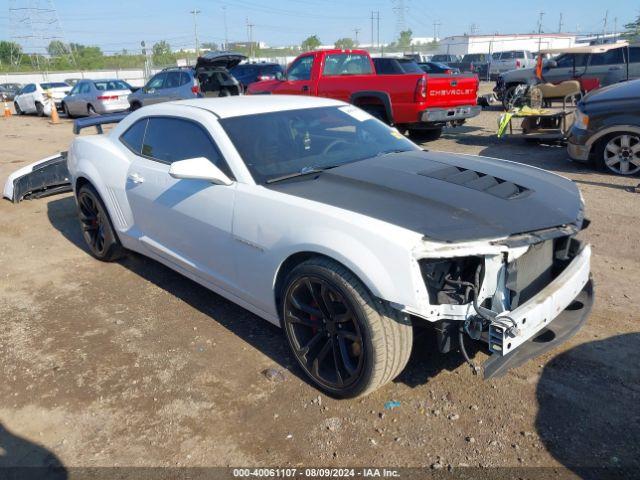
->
[230,62,284,89]
[568,78,640,176]
[128,52,246,109]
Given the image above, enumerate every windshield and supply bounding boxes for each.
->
[94,80,131,91]
[220,106,419,184]
[41,82,69,89]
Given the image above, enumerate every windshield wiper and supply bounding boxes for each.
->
[266,165,340,184]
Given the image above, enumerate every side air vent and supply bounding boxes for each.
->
[418,165,531,200]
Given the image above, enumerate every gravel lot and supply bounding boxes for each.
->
[1,86,639,477]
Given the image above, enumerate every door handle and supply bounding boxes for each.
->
[301,85,309,92]
[128,173,144,184]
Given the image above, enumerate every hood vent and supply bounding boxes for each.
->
[417,165,530,200]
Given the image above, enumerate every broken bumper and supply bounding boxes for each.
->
[420,105,481,123]
[484,245,593,378]
[2,153,71,203]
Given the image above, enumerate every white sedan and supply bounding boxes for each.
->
[66,96,593,397]
[13,81,71,116]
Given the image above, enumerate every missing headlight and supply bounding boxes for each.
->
[419,257,483,305]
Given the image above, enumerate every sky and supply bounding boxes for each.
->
[0,0,636,53]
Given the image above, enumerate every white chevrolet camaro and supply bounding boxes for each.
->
[66,95,593,398]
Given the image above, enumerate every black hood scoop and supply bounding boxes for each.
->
[417,164,531,200]
[267,150,583,243]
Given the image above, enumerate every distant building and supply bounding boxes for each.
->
[227,41,268,51]
[438,33,577,55]
[411,37,437,46]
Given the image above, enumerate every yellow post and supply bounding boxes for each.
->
[48,92,60,124]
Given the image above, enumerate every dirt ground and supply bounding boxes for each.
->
[1,85,639,478]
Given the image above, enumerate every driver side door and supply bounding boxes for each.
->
[275,54,315,95]
[121,115,239,292]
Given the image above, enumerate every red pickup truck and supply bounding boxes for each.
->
[247,49,480,140]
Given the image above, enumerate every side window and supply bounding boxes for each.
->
[164,71,181,88]
[491,52,501,60]
[322,54,372,75]
[120,118,148,154]
[141,117,233,177]
[287,56,314,81]
[590,48,625,66]
[515,51,525,59]
[179,71,191,86]
[146,73,165,90]
[630,47,640,63]
[79,83,91,94]
[552,54,588,69]
[24,84,36,93]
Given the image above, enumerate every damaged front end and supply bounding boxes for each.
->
[409,225,593,379]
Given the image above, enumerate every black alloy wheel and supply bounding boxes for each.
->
[284,275,365,391]
[76,184,125,261]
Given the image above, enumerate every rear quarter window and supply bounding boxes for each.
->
[120,119,148,154]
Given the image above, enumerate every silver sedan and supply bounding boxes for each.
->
[61,79,132,117]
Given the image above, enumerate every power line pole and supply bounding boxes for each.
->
[433,21,441,41]
[354,28,360,46]
[558,13,563,33]
[222,5,228,50]
[376,11,380,52]
[370,11,375,49]
[537,11,545,52]
[246,18,255,58]
[190,9,201,56]
[603,10,609,40]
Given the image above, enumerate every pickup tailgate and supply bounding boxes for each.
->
[425,73,478,108]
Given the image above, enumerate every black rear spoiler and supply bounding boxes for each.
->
[73,112,129,134]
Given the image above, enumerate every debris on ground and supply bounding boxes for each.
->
[384,401,401,410]
[262,367,286,382]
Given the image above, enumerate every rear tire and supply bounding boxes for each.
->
[358,104,388,124]
[35,102,44,117]
[408,127,442,142]
[129,102,141,111]
[76,184,126,261]
[87,104,97,116]
[14,102,22,115]
[62,102,73,118]
[281,257,413,398]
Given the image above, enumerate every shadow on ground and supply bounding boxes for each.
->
[536,333,640,479]
[0,422,67,479]
[46,196,462,394]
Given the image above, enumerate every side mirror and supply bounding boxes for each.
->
[545,60,557,69]
[275,71,285,80]
[169,157,233,186]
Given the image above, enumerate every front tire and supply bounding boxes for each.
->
[76,184,126,261]
[14,102,22,115]
[35,102,44,117]
[594,132,640,176]
[281,257,413,398]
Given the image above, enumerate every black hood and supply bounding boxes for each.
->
[196,51,247,70]
[582,78,640,105]
[267,151,583,243]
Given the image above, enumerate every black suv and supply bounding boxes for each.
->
[230,62,284,89]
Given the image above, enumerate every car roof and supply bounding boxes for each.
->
[169,95,346,119]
